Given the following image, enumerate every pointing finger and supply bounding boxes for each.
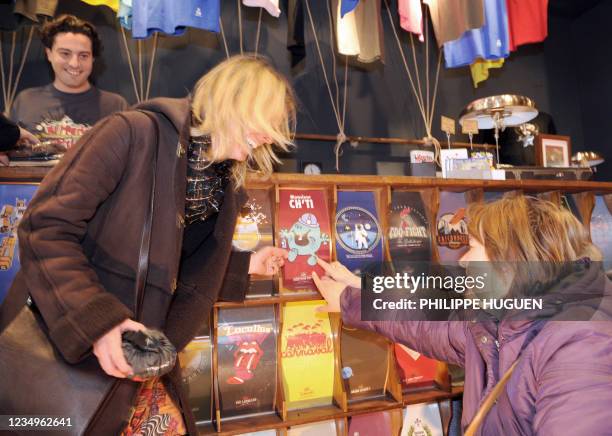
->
[316,257,333,273]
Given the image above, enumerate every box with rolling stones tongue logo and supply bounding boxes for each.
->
[216,306,277,420]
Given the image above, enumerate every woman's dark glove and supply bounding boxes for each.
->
[122,329,177,380]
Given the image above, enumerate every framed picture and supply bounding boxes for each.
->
[536,134,571,168]
[0,183,39,303]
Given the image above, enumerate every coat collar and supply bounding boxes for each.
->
[133,97,190,133]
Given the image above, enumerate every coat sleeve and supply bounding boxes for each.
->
[340,287,467,366]
[17,114,135,363]
[164,199,251,352]
[218,250,251,301]
[0,113,20,151]
[532,327,612,435]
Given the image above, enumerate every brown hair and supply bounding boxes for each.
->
[467,195,601,295]
[41,14,102,57]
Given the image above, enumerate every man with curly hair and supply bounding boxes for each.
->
[10,14,128,151]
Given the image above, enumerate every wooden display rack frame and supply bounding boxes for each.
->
[3,167,611,436]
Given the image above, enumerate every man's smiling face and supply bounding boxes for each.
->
[46,32,93,93]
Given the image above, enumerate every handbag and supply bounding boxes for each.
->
[0,110,160,435]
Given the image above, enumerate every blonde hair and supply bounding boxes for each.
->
[467,195,601,295]
[191,54,296,187]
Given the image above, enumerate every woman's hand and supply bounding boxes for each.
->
[316,258,361,289]
[311,271,346,313]
[249,246,288,276]
[93,318,146,378]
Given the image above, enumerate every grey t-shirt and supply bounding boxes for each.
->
[10,84,128,149]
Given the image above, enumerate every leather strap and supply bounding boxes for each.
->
[464,359,519,436]
[133,110,159,321]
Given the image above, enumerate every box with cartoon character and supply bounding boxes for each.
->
[335,190,384,275]
[0,183,38,304]
[277,188,332,293]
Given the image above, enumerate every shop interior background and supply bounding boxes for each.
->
[1,0,609,179]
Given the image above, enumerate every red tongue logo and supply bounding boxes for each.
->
[227,341,264,385]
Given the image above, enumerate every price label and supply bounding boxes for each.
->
[441,116,455,135]
[461,119,479,135]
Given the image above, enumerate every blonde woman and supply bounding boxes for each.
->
[0,55,295,435]
[313,196,612,435]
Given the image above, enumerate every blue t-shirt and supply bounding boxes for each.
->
[341,0,359,17]
[132,0,220,39]
[443,0,509,68]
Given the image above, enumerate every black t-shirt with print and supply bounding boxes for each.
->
[10,84,128,150]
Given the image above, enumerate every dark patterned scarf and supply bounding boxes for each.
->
[185,135,232,225]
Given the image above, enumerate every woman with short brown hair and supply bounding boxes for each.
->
[314,195,612,435]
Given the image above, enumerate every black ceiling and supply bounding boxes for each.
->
[548,0,605,18]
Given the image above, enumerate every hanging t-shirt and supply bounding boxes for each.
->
[118,0,132,29]
[132,0,220,39]
[470,58,505,87]
[506,0,548,51]
[0,2,18,31]
[287,0,305,68]
[423,0,484,46]
[443,0,509,68]
[0,1,50,30]
[399,0,423,41]
[14,0,58,22]
[80,0,119,12]
[243,0,280,17]
[335,0,384,63]
[340,0,359,17]
[10,84,128,150]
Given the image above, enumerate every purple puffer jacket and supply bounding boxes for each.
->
[341,262,612,435]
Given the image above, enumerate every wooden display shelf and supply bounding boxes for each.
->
[3,167,612,194]
[255,173,612,194]
[196,422,216,435]
[347,396,402,413]
[215,293,322,308]
[196,386,463,435]
[403,386,464,406]
[6,167,607,436]
[0,165,52,181]
[202,413,284,435]
[285,404,346,425]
